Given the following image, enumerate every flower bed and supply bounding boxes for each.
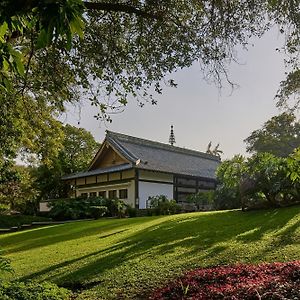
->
[150,261,300,299]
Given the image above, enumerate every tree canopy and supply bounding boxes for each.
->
[0,0,299,173]
[244,112,300,157]
[34,124,100,200]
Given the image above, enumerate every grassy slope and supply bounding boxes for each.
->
[0,206,299,299]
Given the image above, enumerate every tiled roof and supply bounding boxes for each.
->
[106,131,220,179]
[62,163,132,180]
[63,131,221,180]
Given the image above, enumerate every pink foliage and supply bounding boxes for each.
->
[150,261,300,299]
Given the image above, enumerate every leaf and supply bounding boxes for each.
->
[69,15,84,38]
[0,21,8,42]
[36,29,48,49]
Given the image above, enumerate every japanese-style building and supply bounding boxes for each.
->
[61,130,221,209]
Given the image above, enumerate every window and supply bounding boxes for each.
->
[177,177,196,186]
[119,189,128,199]
[198,181,216,189]
[89,192,97,198]
[98,191,106,198]
[108,190,117,199]
[81,193,88,198]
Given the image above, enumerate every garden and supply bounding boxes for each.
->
[0,205,299,299]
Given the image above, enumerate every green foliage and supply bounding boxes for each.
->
[0,206,299,299]
[0,251,13,275]
[244,112,300,157]
[49,198,90,220]
[217,149,300,210]
[90,206,108,219]
[0,281,70,300]
[0,203,9,215]
[34,124,99,200]
[125,206,138,218]
[0,165,39,214]
[215,155,246,210]
[148,195,181,215]
[187,191,215,210]
[49,197,128,220]
[0,0,299,194]
[0,215,50,229]
[0,0,85,90]
[276,69,300,110]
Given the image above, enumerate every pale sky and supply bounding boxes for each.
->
[63,29,286,160]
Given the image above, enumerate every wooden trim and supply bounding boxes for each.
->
[135,169,139,209]
[173,176,176,201]
[138,178,173,185]
[138,167,216,182]
[76,178,134,188]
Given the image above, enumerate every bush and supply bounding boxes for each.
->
[187,191,214,211]
[49,198,89,220]
[148,195,181,216]
[0,215,51,229]
[150,261,300,300]
[90,206,108,219]
[126,205,137,218]
[49,197,128,220]
[0,204,9,215]
[0,281,70,300]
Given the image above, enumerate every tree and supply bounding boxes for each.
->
[276,69,300,111]
[244,112,300,157]
[34,124,99,200]
[0,0,299,184]
[0,165,39,214]
[214,155,247,210]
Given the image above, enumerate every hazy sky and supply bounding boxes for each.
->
[63,29,287,159]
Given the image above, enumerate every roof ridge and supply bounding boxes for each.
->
[106,130,220,162]
[107,135,139,163]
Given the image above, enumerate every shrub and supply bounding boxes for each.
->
[187,191,214,211]
[150,261,300,300]
[148,195,181,215]
[49,197,128,220]
[49,198,89,220]
[126,205,137,218]
[0,204,9,215]
[90,206,108,219]
[0,281,70,300]
[0,215,51,229]
[0,251,13,275]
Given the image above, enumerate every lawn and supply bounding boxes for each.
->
[0,206,299,299]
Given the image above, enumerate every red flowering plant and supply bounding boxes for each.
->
[150,261,300,300]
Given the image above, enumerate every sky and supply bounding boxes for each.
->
[62,29,287,160]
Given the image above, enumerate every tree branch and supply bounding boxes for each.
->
[83,2,163,20]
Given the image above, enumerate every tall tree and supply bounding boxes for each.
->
[34,124,99,200]
[0,0,299,177]
[244,112,300,157]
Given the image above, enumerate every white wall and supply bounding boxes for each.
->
[39,202,51,212]
[138,181,173,209]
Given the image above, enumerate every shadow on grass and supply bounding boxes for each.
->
[17,205,300,293]
[0,217,151,253]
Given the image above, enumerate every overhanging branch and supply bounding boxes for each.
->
[83,2,163,19]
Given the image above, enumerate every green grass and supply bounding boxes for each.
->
[0,206,299,299]
[0,215,50,229]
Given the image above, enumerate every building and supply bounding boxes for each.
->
[61,131,221,209]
